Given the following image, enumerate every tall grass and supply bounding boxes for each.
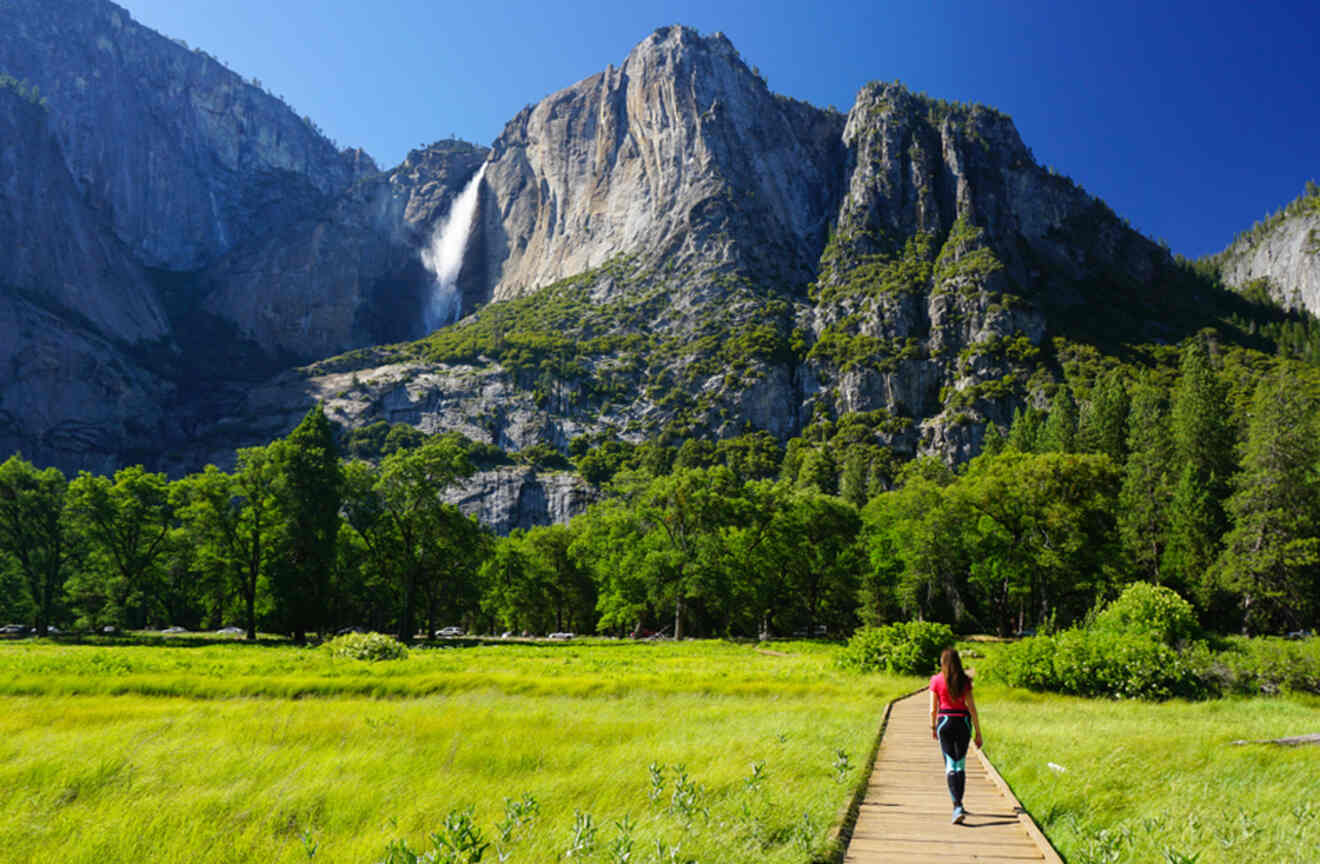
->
[0,640,911,863]
[982,684,1320,864]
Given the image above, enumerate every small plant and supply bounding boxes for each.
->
[497,793,539,844]
[565,810,597,859]
[668,764,703,821]
[743,760,767,794]
[1162,849,1201,864]
[608,815,635,864]
[832,749,851,783]
[429,807,489,864]
[647,762,665,803]
[301,829,318,859]
[792,811,816,853]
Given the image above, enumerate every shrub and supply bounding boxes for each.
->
[325,631,409,662]
[1092,582,1198,646]
[1212,636,1320,695]
[838,621,954,675]
[989,629,1208,700]
[986,633,1058,691]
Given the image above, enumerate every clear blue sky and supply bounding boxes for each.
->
[115,0,1317,259]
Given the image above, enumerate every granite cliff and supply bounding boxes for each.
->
[1211,187,1320,316]
[3,10,1222,530]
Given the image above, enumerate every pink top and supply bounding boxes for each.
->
[929,672,972,712]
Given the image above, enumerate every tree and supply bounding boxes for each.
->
[523,523,595,633]
[758,490,861,635]
[1163,339,1235,605]
[65,466,173,629]
[343,437,474,641]
[1119,375,1176,584]
[0,456,72,635]
[269,405,343,642]
[630,466,748,638]
[1005,405,1044,452]
[955,451,1122,634]
[1038,383,1079,453]
[1216,367,1320,631]
[172,447,279,641]
[1077,370,1130,463]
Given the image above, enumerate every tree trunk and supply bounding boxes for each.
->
[674,594,685,640]
[399,567,417,643]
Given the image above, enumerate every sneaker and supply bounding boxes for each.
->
[952,805,965,824]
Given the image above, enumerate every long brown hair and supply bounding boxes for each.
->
[941,647,970,701]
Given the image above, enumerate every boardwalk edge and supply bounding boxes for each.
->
[973,743,1066,864]
[822,687,923,864]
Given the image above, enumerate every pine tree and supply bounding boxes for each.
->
[1118,376,1175,584]
[1006,405,1043,452]
[1216,367,1320,632]
[1078,370,1130,464]
[1163,339,1235,608]
[270,405,343,642]
[1038,383,1078,453]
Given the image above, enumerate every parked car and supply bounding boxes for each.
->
[216,626,245,636]
[0,624,26,635]
[435,626,465,638]
[162,626,188,634]
[547,632,574,641]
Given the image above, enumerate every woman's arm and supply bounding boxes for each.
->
[929,688,938,740]
[966,689,984,749]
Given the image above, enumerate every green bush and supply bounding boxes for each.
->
[324,632,409,662]
[989,629,1208,700]
[837,621,954,675]
[1092,582,1199,646]
[1211,636,1320,695]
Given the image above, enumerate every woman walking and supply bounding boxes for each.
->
[929,646,982,824]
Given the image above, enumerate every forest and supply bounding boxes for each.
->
[2,330,1319,643]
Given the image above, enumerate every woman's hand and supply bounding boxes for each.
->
[974,730,984,749]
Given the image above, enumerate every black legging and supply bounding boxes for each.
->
[936,712,972,806]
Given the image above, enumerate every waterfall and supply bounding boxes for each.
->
[421,161,487,332]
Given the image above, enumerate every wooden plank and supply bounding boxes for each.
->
[840,691,1062,864]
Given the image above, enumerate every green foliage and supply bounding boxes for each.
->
[837,620,954,674]
[933,217,1004,294]
[1207,636,1320,695]
[325,631,409,662]
[810,230,936,304]
[990,629,1207,700]
[0,73,47,109]
[1092,582,1199,646]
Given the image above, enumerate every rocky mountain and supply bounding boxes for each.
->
[1210,185,1320,316]
[1,8,1263,530]
[0,0,493,471]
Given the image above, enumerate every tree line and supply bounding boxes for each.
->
[2,336,1318,641]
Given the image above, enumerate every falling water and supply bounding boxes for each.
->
[421,161,487,332]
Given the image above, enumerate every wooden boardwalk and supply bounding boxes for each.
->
[842,692,1062,863]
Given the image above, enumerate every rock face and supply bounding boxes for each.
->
[4,11,1187,528]
[1215,201,1320,316]
[0,0,369,271]
[0,0,491,470]
[479,26,844,301]
[0,84,171,471]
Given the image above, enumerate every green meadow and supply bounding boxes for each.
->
[984,684,1320,864]
[6,637,1319,864]
[0,639,910,864]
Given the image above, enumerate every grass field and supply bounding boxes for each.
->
[983,683,1320,864]
[0,639,912,864]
